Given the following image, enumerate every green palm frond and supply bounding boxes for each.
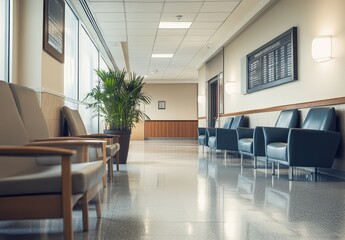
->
[84,68,151,131]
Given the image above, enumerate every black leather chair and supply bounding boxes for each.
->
[237,109,299,168]
[207,115,247,153]
[263,107,341,180]
[198,117,233,151]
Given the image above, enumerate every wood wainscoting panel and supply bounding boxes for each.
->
[144,120,198,139]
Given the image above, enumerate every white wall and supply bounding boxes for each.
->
[144,83,197,120]
[222,0,345,113]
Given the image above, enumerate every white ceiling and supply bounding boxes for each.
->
[85,0,242,82]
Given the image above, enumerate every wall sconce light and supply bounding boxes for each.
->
[311,36,332,62]
[197,95,205,104]
[225,81,236,95]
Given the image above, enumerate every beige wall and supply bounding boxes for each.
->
[144,83,198,120]
[198,0,345,115]
[223,0,345,113]
[12,0,64,137]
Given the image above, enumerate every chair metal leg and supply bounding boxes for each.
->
[289,166,294,181]
[272,162,275,175]
[314,167,318,182]
[254,156,257,169]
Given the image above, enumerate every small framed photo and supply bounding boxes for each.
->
[158,101,166,110]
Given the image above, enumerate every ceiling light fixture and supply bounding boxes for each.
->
[152,54,173,58]
[159,22,192,29]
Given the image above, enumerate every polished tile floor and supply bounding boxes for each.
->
[1,139,345,239]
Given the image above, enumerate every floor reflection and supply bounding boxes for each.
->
[1,140,345,239]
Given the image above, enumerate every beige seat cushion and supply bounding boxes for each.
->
[0,161,104,197]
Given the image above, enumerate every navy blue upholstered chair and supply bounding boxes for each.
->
[237,109,299,168]
[198,118,233,151]
[263,107,341,180]
[207,115,247,153]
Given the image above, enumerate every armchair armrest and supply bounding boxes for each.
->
[33,137,86,142]
[263,127,291,145]
[197,127,206,135]
[253,127,266,156]
[215,128,238,150]
[207,128,216,137]
[288,129,341,167]
[27,139,106,163]
[77,133,120,144]
[0,145,75,157]
[237,127,254,139]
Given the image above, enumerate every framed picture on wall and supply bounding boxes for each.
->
[158,101,166,110]
[43,0,65,63]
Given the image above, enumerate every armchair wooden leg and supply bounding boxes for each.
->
[82,195,89,231]
[116,151,120,171]
[107,159,113,181]
[95,192,102,218]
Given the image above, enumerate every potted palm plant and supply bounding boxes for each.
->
[85,68,151,164]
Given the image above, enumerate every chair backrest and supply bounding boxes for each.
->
[0,81,36,177]
[230,115,245,129]
[9,83,50,140]
[275,109,299,128]
[302,107,336,131]
[61,106,88,135]
[222,117,233,129]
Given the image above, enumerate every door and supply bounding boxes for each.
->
[208,77,218,127]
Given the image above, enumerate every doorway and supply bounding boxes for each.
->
[208,77,218,127]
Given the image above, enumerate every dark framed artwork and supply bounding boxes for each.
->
[43,0,65,63]
[158,101,166,110]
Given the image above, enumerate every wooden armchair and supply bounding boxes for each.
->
[0,80,105,239]
[9,83,112,187]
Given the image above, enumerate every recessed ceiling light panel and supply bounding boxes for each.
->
[159,22,192,29]
[152,54,174,58]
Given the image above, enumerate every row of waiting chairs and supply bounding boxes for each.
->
[0,81,120,239]
[198,108,341,180]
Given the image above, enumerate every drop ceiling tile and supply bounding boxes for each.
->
[190,21,222,29]
[127,29,157,36]
[125,0,164,2]
[157,29,187,36]
[163,2,203,13]
[126,13,161,22]
[125,3,163,12]
[160,12,197,22]
[89,2,124,12]
[187,29,216,36]
[95,12,125,22]
[104,29,127,36]
[99,21,126,29]
[195,12,229,22]
[127,21,159,29]
[105,36,127,42]
[155,35,184,43]
[200,2,239,13]
[128,35,155,42]
[152,45,177,53]
[183,35,211,42]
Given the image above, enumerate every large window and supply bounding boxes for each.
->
[0,0,9,81]
[64,4,109,133]
[64,4,79,100]
[79,26,99,101]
